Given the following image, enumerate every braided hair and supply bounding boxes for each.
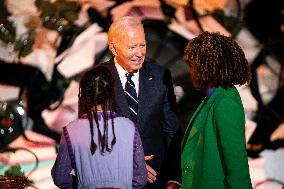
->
[78,66,117,155]
[184,31,251,89]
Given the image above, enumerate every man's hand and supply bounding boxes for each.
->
[145,155,157,183]
[165,181,182,189]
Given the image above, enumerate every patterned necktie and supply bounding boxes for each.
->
[125,72,138,122]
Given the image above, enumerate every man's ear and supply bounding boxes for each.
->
[109,42,117,56]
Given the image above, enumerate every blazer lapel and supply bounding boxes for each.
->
[181,88,222,151]
[181,99,207,150]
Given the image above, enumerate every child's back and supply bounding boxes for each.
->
[67,113,137,188]
[51,66,147,189]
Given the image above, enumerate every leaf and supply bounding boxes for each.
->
[4,165,25,177]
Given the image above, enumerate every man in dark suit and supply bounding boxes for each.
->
[101,16,181,188]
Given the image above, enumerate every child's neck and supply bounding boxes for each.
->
[96,105,102,111]
[91,105,103,112]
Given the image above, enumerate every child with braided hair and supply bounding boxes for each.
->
[51,66,147,189]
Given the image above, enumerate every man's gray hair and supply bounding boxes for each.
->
[108,16,143,44]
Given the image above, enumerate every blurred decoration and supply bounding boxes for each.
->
[4,164,24,176]
[189,0,243,38]
[0,175,31,189]
[244,0,284,108]
[35,0,80,32]
[0,0,16,44]
[160,0,177,21]
[55,25,86,56]
[0,1,34,57]
[0,100,25,149]
[244,0,284,44]
[164,0,188,7]
[87,6,112,31]
[0,0,85,142]
[0,58,69,143]
[110,0,165,22]
[0,0,35,57]
[0,162,37,188]
[193,0,227,15]
[0,0,84,58]
[0,99,40,188]
[14,31,36,58]
[244,0,284,155]
[210,9,243,38]
[1,147,40,176]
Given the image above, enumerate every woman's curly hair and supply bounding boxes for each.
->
[184,31,251,89]
[78,66,117,155]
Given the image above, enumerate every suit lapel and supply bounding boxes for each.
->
[106,60,156,132]
[137,62,155,132]
[106,60,131,119]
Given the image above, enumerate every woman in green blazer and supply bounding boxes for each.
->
[182,32,253,189]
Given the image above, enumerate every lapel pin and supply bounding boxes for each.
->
[148,77,152,80]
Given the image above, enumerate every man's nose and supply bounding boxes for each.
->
[136,47,143,57]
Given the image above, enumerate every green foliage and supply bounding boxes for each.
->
[4,165,24,177]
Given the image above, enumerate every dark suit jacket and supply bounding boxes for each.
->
[101,58,180,188]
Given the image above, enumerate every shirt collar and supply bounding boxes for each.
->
[114,57,139,92]
[207,86,216,96]
[80,111,119,120]
[114,57,139,76]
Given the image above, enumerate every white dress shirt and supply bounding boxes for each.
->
[114,58,139,95]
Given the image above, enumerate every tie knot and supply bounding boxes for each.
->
[126,72,134,80]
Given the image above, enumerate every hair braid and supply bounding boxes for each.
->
[88,112,97,155]
[110,97,116,148]
[78,66,117,155]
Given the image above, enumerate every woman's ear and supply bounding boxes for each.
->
[109,42,117,56]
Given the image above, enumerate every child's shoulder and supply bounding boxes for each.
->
[65,117,89,130]
[114,116,135,126]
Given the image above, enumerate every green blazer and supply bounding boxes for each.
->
[181,87,252,189]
